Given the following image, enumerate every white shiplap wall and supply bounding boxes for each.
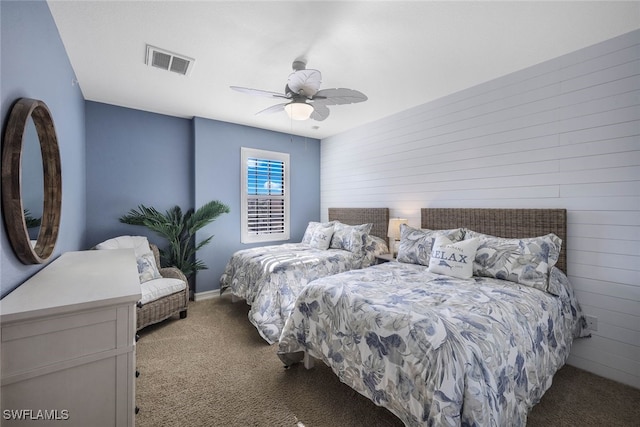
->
[321,30,640,388]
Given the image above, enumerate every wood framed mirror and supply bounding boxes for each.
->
[2,98,62,264]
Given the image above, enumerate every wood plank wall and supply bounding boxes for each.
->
[320,30,639,388]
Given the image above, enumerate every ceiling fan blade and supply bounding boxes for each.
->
[310,104,330,121]
[255,103,287,115]
[287,69,322,97]
[312,88,367,106]
[230,86,289,99]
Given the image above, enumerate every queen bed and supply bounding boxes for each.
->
[277,208,589,426]
[220,207,389,343]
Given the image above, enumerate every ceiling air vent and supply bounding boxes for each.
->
[145,45,194,76]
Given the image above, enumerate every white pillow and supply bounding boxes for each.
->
[428,236,479,279]
[302,221,335,244]
[309,224,335,250]
[96,235,161,284]
[137,252,162,283]
[96,235,153,258]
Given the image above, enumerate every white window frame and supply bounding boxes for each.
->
[241,147,290,243]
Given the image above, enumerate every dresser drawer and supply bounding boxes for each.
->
[0,250,139,426]
[1,306,131,378]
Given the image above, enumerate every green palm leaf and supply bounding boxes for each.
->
[119,200,230,279]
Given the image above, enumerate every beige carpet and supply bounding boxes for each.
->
[135,295,640,427]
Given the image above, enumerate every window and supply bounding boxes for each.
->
[241,147,290,243]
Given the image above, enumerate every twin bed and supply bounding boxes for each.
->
[274,208,588,426]
[220,208,390,343]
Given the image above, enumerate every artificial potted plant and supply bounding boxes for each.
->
[119,200,230,298]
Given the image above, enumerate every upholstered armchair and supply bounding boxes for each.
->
[95,236,189,331]
[137,243,189,330]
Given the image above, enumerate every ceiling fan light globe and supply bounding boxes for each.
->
[285,102,313,120]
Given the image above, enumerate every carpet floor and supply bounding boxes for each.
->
[135,295,640,426]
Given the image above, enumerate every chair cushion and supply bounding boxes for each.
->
[139,277,187,305]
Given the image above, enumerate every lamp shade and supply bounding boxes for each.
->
[387,218,408,240]
[284,102,313,120]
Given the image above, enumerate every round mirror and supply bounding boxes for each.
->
[22,117,44,243]
[2,98,62,264]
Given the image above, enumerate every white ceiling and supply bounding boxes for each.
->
[47,1,640,139]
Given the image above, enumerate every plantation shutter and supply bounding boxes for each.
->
[241,148,290,243]
[247,156,285,235]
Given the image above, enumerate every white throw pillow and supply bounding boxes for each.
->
[309,224,335,250]
[428,236,479,279]
[302,221,335,244]
[137,252,162,283]
[96,235,153,258]
[96,235,161,284]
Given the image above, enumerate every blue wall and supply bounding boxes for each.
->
[84,109,321,295]
[1,1,320,297]
[84,102,193,249]
[194,117,321,293]
[1,0,86,297]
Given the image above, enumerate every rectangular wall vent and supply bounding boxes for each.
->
[145,45,194,76]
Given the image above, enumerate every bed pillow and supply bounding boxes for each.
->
[308,223,335,250]
[361,235,390,267]
[302,221,335,244]
[366,235,389,255]
[329,221,373,254]
[396,224,465,266]
[465,229,562,293]
[428,236,479,279]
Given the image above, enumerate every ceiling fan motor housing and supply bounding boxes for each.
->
[292,60,306,71]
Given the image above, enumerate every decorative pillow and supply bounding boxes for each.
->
[367,235,389,256]
[308,223,335,250]
[302,221,335,244]
[302,222,320,243]
[396,225,465,266]
[329,222,373,254]
[137,251,162,284]
[361,235,391,267]
[95,235,162,284]
[428,236,479,279]
[465,229,562,293]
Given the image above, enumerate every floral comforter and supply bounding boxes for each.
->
[220,243,381,344]
[278,262,588,426]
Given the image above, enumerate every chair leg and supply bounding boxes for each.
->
[179,310,187,319]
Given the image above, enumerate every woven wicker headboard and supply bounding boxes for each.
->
[421,208,567,273]
[328,208,390,245]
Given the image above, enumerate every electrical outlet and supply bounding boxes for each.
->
[585,315,598,331]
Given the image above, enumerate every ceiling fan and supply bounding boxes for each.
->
[230,60,367,121]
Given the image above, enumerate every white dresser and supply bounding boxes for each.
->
[1,249,141,426]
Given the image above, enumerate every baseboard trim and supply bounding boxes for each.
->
[194,290,221,301]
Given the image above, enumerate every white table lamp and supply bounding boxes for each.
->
[387,218,408,257]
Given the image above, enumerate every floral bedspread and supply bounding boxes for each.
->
[220,243,380,344]
[278,262,587,426]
